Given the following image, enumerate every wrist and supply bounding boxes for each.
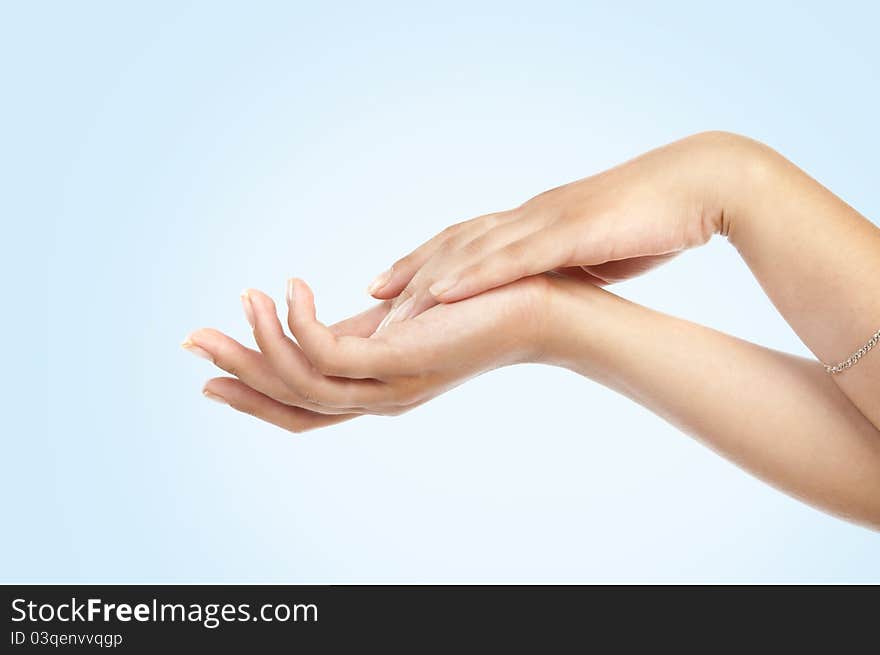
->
[684,131,783,241]
[529,274,609,368]
[483,274,571,367]
[536,278,670,398]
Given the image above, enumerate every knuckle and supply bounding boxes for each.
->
[393,253,415,272]
[482,210,513,228]
[436,236,458,256]
[500,243,528,275]
[296,384,321,407]
[470,212,499,228]
[460,261,483,281]
[503,239,526,259]
[440,222,464,238]
[222,359,240,378]
[460,237,485,257]
[474,230,499,252]
[431,228,458,251]
[480,213,501,229]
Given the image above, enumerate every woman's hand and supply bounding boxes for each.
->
[368,131,755,329]
[182,130,880,527]
[184,273,880,527]
[182,275,556,432]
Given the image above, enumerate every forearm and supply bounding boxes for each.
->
[542,278,880,529]
[712,133,880,426]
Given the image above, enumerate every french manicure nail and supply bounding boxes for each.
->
[182,339,213,362]
[376,296,414,333]
[367,269,392,295]
[203,389,227,405]
[374,310,394,334]
[374,305,399,334]
[429,278,456,297]
[241,291,255,328]
[286,279,295,308]
[393,296,416,322]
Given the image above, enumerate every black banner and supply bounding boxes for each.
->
[2,585,877,651]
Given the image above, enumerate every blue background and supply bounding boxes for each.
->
[5,1,879,581]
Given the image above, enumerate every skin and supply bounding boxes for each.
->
[185,276,550,426]
[185,131,880,529]
[370,131,880,427]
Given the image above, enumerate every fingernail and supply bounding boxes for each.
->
[429,277,457,298]
[374,311,392,334]
[241,291,255,328]
[182,339,213,362]
[286,279,295,308]
[375,296,415,333]
[367,269,392,295]
[202,389,227,405]
[393,296,416,322]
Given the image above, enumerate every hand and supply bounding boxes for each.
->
[182,275,556,433]
[367,131,751,329]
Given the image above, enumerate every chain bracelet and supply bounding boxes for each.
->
[823,328,880,374]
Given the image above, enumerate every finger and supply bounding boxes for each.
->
[374,215,542,331]
[366,228,451,300]
[183,328,353,415]
[288,278,410,382]
[328,300,390,337]
[203,377,357,433]
[245,287,329,389]
[367,213,509,300]
[183,328,306,406]
[247,287,390,408]
[430,226,570,302]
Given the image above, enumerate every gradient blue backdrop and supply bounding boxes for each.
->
[5,1,879,581]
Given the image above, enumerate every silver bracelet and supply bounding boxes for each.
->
[823,328,880,374]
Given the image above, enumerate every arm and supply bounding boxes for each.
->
[544,277,880,530]
[717,133,880,427]
[367,132,880,427]
[185,274,880,528]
